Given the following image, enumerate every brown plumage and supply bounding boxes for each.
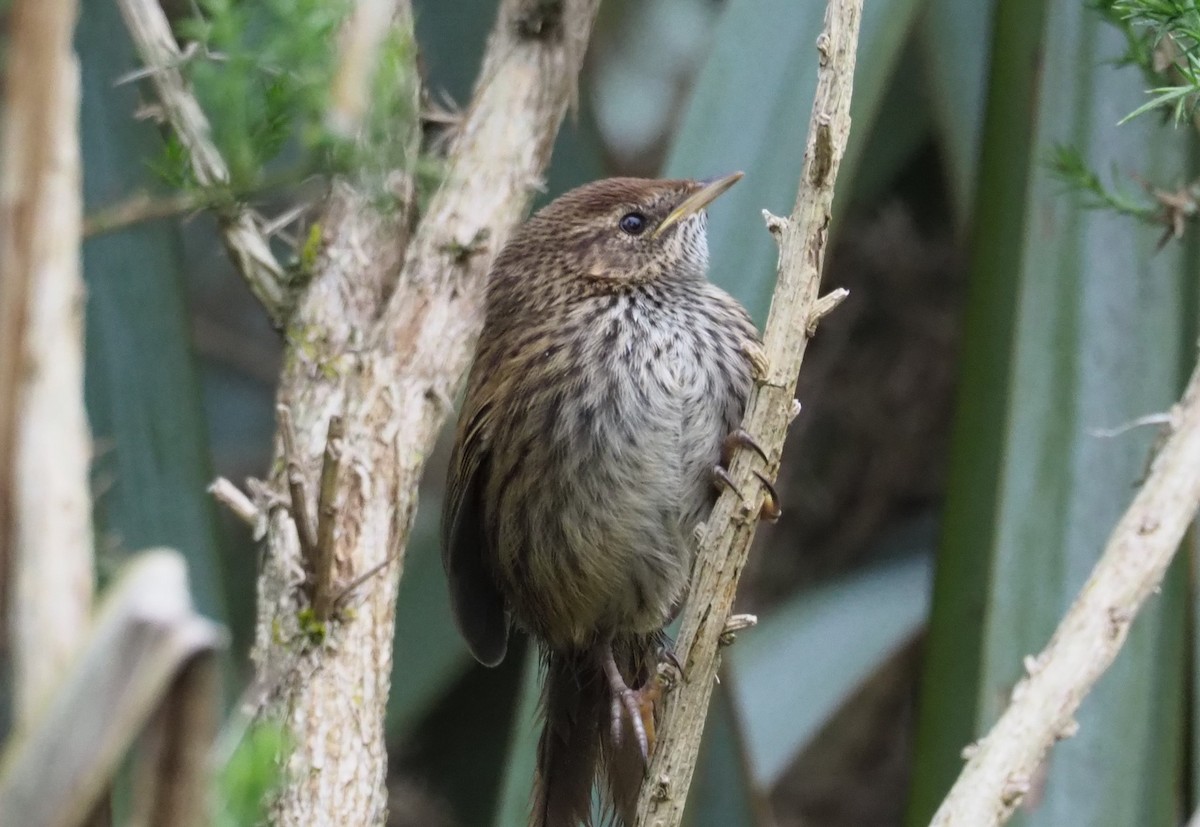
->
[442,175,760,826]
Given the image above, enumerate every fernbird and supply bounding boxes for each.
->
[442,173,763,827]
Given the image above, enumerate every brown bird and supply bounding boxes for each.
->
[442,173,762,826]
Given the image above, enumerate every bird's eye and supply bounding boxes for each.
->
[618,212,647,236]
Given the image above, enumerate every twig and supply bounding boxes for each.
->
[634,1,863,823]
[1087,410,1175,439]
[719,613,758,647]
[312,415,345,622]
[115,0,291,326]
[207,477,259,527]
[808,287,850,334]
[331,551,399,610]
[276,405,318,567]
[83,190,208,237]
[928,363,1200,826]
[326,0,397,137]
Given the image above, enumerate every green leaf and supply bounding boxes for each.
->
[907,2,1193,824]
[213,723,287,827]
[663,0,925,325]
[492,650,541,827]
[918,0,998,223]
[387,485,471,735]
[1119,83,1195,124]
[77,0,229,633]
[905,0,1051,816]
[729,548,933,787]
[683,680,766,827]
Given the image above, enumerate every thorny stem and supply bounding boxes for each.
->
[634,1,864,823]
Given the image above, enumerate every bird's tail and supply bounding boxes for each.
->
[531,638,659,827]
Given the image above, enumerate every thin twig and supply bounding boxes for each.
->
[1087,411,1175,439]
[808,287,850,334]
[635,1,863,822]
[276,405,318,567]
[115,0,291,326]
[312,415,345,621]
[326,0,397,137]
[331,551,400,610]
[83,190,209,237]
[207,477,259,527]
[929,360,1200,826]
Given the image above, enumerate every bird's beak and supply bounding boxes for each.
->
[652,171,744,239]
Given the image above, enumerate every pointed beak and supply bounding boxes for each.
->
[651,171,744,239]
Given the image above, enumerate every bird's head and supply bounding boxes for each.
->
[493,173,743,290]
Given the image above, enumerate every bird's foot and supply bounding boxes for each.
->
[713,429,782,522]
[601,645,658,763]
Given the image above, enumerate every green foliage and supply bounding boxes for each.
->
[1101,0,1200,122]
[1051,1,1199,241]
[214,724,288,827]
[175,0,346,189]
[167,0,421,203]
[1047,143,1160,218]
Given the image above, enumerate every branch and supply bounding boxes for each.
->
[635,1,863,822]
[326,0,397,137]
[115,0,292,327]
[207,477,259,527]
[82,189,208,238]
[244,1,603,823]
[928,359,1200,826]
[0,0,94,729]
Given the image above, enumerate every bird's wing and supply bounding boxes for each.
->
[443,393,509,667]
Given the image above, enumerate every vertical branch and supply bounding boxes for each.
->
[245,2,603,824]
[635,1,863,823]
[0,0,93,728]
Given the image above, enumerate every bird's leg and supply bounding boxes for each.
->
[601,642,654,762]
[713,428,782,521]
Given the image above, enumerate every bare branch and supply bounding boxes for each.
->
[635,1,863,822]
[83,190,208,237]
[0,0,94,729]
[207,477,259,527]
[115,0,291,326]
[808,287,850,334]
[929,363,1200,825]
[327,0,398,137]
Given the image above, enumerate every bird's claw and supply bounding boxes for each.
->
[710,464,744,501]
[752,470,782,521]
[722,428,770,466]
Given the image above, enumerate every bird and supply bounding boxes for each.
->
[442,173,765,826]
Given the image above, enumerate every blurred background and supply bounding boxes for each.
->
[4,0,1199,824]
